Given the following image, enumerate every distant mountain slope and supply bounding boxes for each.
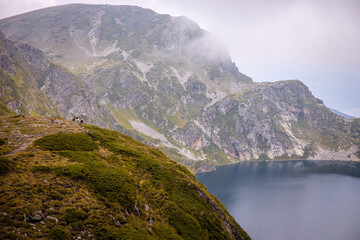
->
[329,108,356,119]
[0,31,60,116]
[0,102,15,115]
[0,4,359,171]
[0,4,251,84]
[0,30,116,128]
[0,115,250,239]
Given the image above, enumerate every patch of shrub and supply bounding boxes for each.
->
[0,138,6,146]
[31,165,52,173]
[166,204,204,240]
[152,225,183,240]
[64,208,88,224]
[49,191,63,200]
[18,152,34,158]
[58,151,102,164]
[48,226,71,240]
[95,227,154,240]
[54,164,136,209]
[149,148,167,159]
[197,213,229,240]
[85,126,142,156]
[34,133,98,151]
[0,157,15,175]
[0,231,17,240]
[0,138,9,155]
[0,102,15,116]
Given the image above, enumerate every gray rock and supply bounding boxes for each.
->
[0,5,358,174]
[29,210,44,222]
[46,216,59,224]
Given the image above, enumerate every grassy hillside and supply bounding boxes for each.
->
[0,102,15,116]
[0,115,250,240]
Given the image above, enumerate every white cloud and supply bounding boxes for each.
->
[344,108,360,118]
[0,0,359,113]
[0,0,58,18]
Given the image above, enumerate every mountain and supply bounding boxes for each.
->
[329,108,356,119]
[0,114,250,239]
[0,4,359,171]
[0,30,117,128]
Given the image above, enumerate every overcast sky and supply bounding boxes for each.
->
[0,0,359,117]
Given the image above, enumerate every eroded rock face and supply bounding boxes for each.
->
[167,79,359,166]
[216,99,238,115]
[0,5,359,172]
[198,80,359,162]
[171,123,205,150]
[0,30,116,128]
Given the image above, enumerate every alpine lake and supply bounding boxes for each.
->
[196,160,360,240]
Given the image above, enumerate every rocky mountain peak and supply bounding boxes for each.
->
[0,5,358,172]
[0,4,248,82]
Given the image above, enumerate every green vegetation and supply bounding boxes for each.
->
[0,102,14,115]
[0,116,250,240]
[0,156,15,175]
[34,132,98,151]
[0,137,9,155]
[96,227,154,240]
[64,208,88,224]
[48,227,71,240]
[54,162,136,209]
[1,3,358,175]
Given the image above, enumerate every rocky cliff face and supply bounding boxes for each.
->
[0,31,59,116]
[0,4,359,171]
[0,30,117,128]
[200,80,359,162]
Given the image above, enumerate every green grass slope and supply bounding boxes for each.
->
[0,102,15,116]
[0,115,250,240]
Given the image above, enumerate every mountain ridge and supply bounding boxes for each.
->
[329,108,356,119]
[0,4,359,172]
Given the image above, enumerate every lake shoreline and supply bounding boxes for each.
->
[196,160,360,240]
[197,159,360,178]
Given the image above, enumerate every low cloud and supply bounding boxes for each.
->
[344,108,360,118]
[1,0,359,112]
[185,31,230,63]
[0,0,57,19]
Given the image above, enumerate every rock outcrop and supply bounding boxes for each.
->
[0,4,359,171]
[0,30,117,128]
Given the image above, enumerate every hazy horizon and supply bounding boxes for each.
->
[0,0,359,117]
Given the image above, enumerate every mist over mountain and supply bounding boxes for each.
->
[0,4,359,171]
[330,108,356,119]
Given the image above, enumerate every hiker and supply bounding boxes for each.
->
[72,116,76,121]
[80,119,84,124]
[76,117,80,123]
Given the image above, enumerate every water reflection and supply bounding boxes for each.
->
[196,161,360,240]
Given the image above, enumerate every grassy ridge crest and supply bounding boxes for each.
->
[0,116,250,240]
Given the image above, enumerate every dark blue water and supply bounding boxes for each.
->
[196,161,360,240]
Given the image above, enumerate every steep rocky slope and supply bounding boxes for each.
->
[0,4,359,171]
[0,114,250,239]
[0,31,116,128]
[200,81,360,161]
